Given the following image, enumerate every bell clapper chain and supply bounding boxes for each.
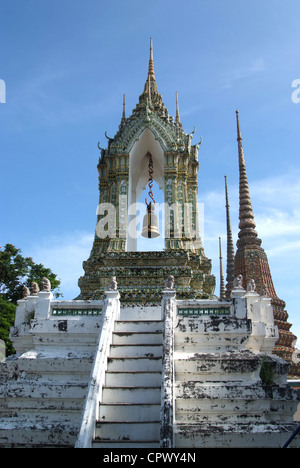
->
[145,152,156,207]
[141,152,160,238]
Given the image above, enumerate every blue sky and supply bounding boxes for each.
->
[1,0,300,345]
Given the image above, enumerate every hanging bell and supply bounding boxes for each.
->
[141,203,160,238]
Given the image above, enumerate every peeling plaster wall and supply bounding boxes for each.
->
[0,294,108,448]
[173,291,300,448]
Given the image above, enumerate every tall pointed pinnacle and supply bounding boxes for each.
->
[120,93,126,127]
[118,94,127,130]
[219,237,226,300]
[148,37,155,81]
[122,94,126,120]
[175,91,181,124]
[236,110,259,245]
[224,175,235,298]
[234,112,298,372]
[143,38,158,95]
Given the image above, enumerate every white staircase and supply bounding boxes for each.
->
[92,306,163,448]
[0,352,94,447]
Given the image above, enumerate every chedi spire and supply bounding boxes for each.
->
[234,110,298,372]
[236,110,260,246]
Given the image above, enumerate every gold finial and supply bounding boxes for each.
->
[148,37,155,81]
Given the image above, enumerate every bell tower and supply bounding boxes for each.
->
[78,39,215,303]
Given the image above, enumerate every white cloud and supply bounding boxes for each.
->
[25,231,94,299]
[201,171,300,248]
[256,209,300,241]
[222,57,266,89]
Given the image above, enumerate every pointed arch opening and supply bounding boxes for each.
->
[127,127,165,252]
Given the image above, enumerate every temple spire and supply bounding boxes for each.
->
[175,91,181,124]
[224,175,235,298]
[219,237,226,300]
[148,37,155,81]
[234,111,298,370]
[120,93,126,125]
[122,94,126,119]
[236,110,258,244]
[144,38,158,95]
[118,94,126,129]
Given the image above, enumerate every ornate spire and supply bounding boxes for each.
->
[234,110,298,371]
[119,94,126,127]
[148,37,155,81]
[224,175,235,298]
[143,38,158,95]
[236,110,259,245]
[122,94,126,120]
[219,237,226,300]
[147,76,152,106]
[175,91,181,125]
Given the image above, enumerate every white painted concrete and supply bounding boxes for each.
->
[0,291,299,448]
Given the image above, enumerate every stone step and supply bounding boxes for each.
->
[174,317,251,353]
[0,378,87,416]
[175,398,298,424]
[0,417,79,448]
[112,332,163,345]
[174,351,260,382]
[92,439,160,448]
[2,353,94,377]
[175,397,272,418]
[109,344,163,358]
[1,396,85,412]
[175,381,267,400]
[175,398,274,423]
[114,321,163,333]
[107,357,162,372]
[95,421,160,441]
[0,381,88,400]
[102,386,161,404]
[173,422,300,448]
[99,403,161,422]
[176,410,270,424]
[105,371,161,387]
[119,307,162,321]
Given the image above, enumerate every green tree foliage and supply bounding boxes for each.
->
[0,243,62,356]
[260,355,275,385]
[0,244,62,303]
[0,298,16,356]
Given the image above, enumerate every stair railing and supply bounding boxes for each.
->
[75,290,120,448]
[160,289,176,448]
[282,423,300,448]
